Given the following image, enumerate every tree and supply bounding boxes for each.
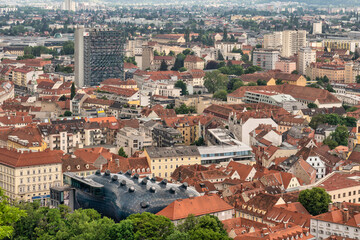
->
[172,53,186,71]
[71,82,76,100]
[330,125,349,147]
[64,111,72,116]
[241,54,249,62]
[179,67,187,72]
[175,80,188,95]
[223,27,228,41]
[127,212,175,240]
[175,104,195,114]
[247,82,257,86]
[245,65,261,74]
[62,41,74,55]
[59,95,67,101]
[298,187,331,215]
[0,188,26,239]
[193,137,206,146]
[218,50,224,61]
[159,60,168,71]
[184,27,190,43]
[291,70,299,74]
[154,50,160,56]
[169,50,175,56]
[205,61,219,70]
[232,80,244,91]
[275,79,283,85]
[118,147,128,158]
[307,103,318,108]
[204,70,228,93]
[256,79,267,86]
[356,75,360,83]
[213,90,227,101]
[109,219,134,240]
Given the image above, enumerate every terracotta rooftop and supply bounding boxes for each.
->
[0,148,62,167]
[156,194,233,220]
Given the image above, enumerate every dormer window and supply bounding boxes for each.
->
[67,166,71,171]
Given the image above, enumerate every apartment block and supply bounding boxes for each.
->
[144,146,201,179]
[75,26,125,87]
[297,47,316,75]
[252,49,280,70]
[0,148,63,204]
[281,30,307,58]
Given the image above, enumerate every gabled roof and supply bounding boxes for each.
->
[226,161,255,181]
[156,194,233,220]
[0,148,62,167]
[74,147,112,164]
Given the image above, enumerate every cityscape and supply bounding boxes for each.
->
[3,0,360,239]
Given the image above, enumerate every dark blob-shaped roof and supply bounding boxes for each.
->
[68,170,200,221]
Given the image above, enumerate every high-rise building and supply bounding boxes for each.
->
[297,47,316,75]
[281,30,307,58]
[62,0,76,11]
[313,22,322,34]
[75,26,125,87]
[263,30,307,58]
[263,32,282,50]
[252,49,280,70]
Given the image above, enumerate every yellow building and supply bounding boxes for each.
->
[0,148,63,203]
[163,116,201,145]
[6,126,47,152]
[307,62,345,82]
[11,67,34,87]
[323,39,360,52]
[144,146,201,179]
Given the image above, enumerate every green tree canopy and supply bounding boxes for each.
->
[0,188,26,239]
[256,79,267,86]
[174,80,188,95]
[213,90,227,101]
[71,82,76,100]
[204,70,228,93]
[159,60,168,71]
[175,104,196,114]
[118,147,128,158]
[298,187,331,215]
[127,212,175,240]
[307,103,318,109]
[324,125,349,149]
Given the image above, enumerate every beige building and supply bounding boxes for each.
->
[318,172,360,204]
[0,148,63,204]
[307,62,345,82]
[297,47,316,75]
[116,127,152,157]
[144,146,201,179]
[281,30,307,58]
[184,55,205,70]
[263,31,283,50]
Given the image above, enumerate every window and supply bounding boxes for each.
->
[354,191,356,195]
[344,193,346,197]
[350,192,352,196]
[20,171,23,176]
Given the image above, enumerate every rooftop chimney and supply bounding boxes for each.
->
[343,208,349,223]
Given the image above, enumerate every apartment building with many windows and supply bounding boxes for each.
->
[0,148,63,204]
[144,146,201,179]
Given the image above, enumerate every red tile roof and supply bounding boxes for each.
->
[156,194,233,220]
[0,148,62,167]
